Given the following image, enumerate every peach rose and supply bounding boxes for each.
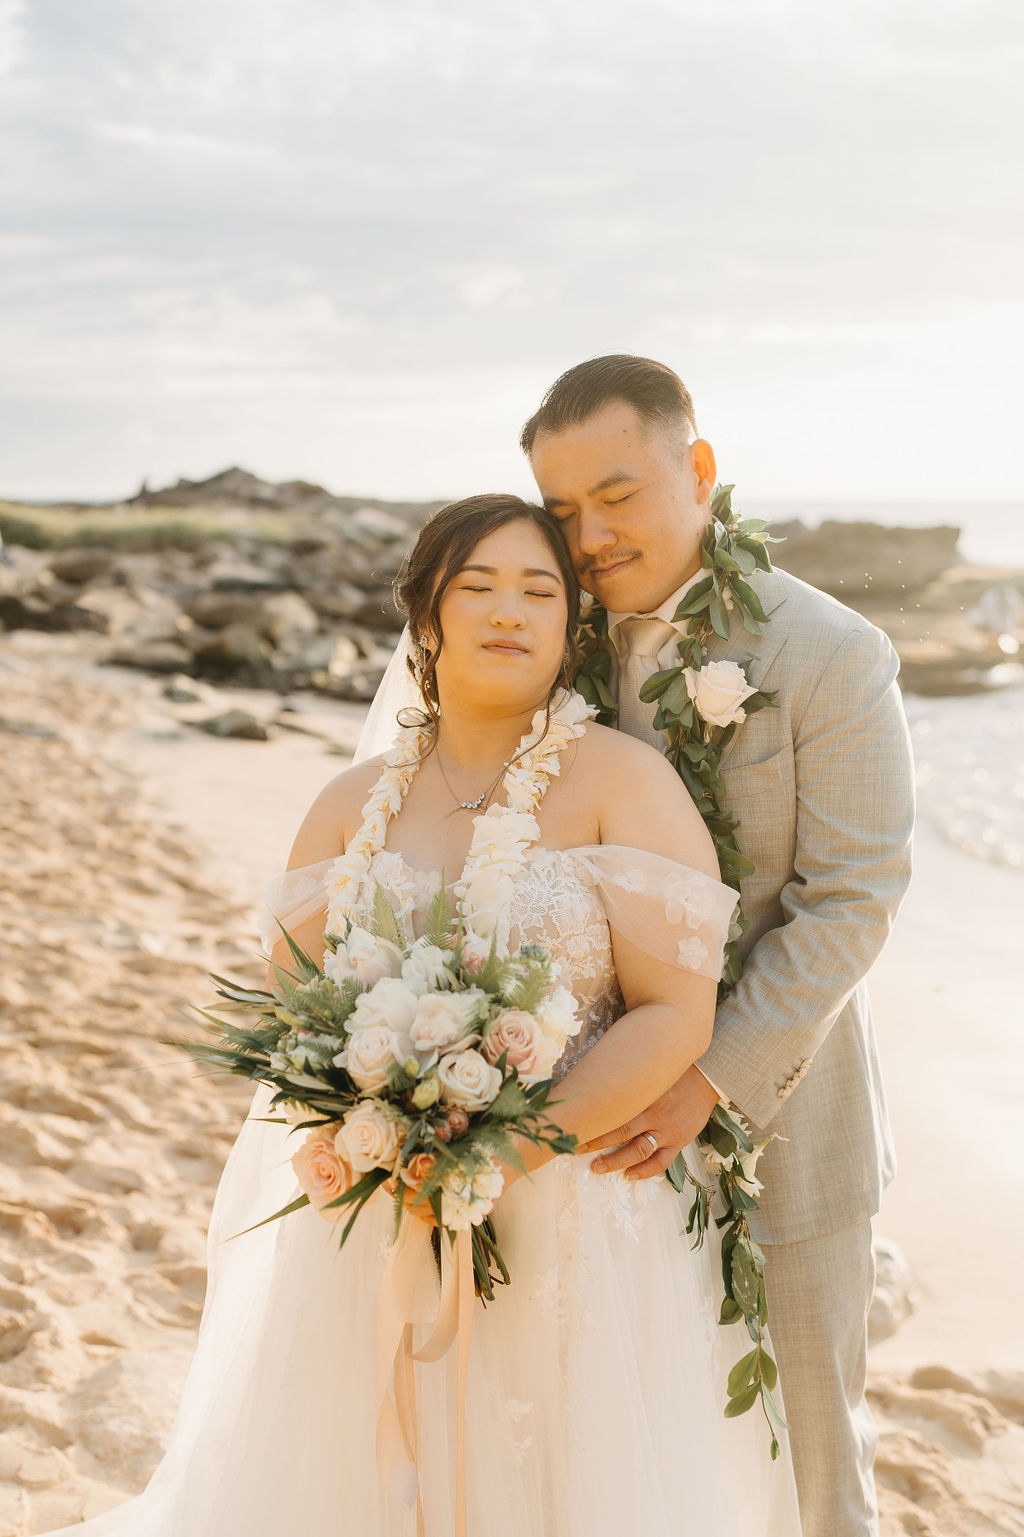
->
[399,1151,437,1191]
[291,1123,353,1223]
[482,1009,559,1083]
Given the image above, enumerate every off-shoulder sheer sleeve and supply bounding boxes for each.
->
[565,845,739,982]
[257,858,334,955]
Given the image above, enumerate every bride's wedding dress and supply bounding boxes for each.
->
[44,770,802,1535]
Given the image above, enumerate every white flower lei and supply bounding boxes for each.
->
[324,687,595,947]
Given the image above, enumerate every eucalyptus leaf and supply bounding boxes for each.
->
[666,1151,689,1193]
[762,1384,790,1431]
[673,576,714,617]
[711,484,736,518]
[638,667,678,702]
[724,1383,760,1418]
[727,1349,759,1396]
[731,1244,760,1314]
[712,1104,755,1153]
[730,576,768,622]
[759,1347,778,1392]
[709,591,731,640]
[663,675,693,716]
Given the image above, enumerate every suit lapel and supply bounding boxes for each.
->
[702,569,790,765]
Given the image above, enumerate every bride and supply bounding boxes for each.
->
[43,493,801,1536]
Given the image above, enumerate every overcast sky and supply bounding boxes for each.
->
[1,0,1021,506]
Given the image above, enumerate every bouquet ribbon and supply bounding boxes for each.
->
[377,1219,474,1537]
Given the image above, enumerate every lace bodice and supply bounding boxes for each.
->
[260,836,739,1083]
[358,847,623,1078]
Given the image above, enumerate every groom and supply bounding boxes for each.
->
[520,355,915,1537]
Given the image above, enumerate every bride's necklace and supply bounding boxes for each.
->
[323,688,595,954]
[435,750,512,811]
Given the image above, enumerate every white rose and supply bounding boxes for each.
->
[349,977,420,1034]
[437,1048,503,1112]
[401,941,455,995]
[534,985,581,1045]
[325,926,404,988]
[336,1100,402,1173]
[334,1024,410,1092]
[409,991,483,1062]
[682,660,758,729]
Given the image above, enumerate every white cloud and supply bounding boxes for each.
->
[0,0,25,77]
[0,0,1020,500]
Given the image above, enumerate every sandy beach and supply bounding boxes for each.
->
[1,632,1023,1536]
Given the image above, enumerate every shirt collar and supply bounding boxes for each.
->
[605,567,704,641]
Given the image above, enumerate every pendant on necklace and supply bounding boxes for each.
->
[459,792,487,810]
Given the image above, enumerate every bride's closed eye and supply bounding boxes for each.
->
[456,584,557,598]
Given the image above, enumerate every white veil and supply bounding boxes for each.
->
[352,626,421,764]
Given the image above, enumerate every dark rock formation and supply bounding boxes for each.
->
[772,520,961,598]
[4,468,1019,696]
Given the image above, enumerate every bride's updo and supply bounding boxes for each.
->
[394,493,581,733]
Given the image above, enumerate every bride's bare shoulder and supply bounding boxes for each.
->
[283,754,391,869]
[575,722,718,874]
[575,720,681,786]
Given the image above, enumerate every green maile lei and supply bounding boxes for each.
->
[574,484,789,1456]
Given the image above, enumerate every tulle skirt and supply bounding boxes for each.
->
[44,1084,802,1536]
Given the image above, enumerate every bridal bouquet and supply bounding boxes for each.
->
[167,883,583,1300]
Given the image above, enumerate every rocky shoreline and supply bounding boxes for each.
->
[2,468,1023,702]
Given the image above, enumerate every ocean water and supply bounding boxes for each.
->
[903,689,1024,873]
[746,500,1024,570]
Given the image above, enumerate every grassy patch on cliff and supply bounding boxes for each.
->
[0,501,302,552]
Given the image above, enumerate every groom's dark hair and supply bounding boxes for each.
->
[519,354,697,456]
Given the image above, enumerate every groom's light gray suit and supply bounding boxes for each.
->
[616,564,915,1537]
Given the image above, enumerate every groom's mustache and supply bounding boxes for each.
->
[579,549,643,579]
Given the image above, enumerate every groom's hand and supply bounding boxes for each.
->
[578,1065,722,1181]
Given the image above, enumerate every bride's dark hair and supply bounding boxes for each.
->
[394,493,581,741]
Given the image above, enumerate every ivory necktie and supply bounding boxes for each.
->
[615,616,679,751]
